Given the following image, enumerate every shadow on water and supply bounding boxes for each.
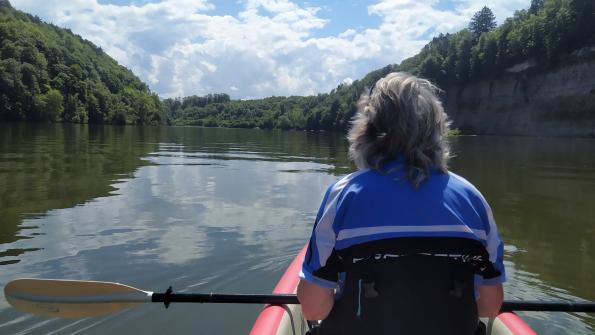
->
[149,126,352,171]
[0,123,162,255]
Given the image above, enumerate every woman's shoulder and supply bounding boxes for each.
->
[332,169,374,187]
[323,169,379,198]
[447,171,481,191]
[445,171,491,207]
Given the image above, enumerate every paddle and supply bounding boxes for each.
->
[4,278,595,318]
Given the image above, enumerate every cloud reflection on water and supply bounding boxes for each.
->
[1,127,594,334]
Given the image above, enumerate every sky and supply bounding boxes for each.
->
[11,0,530,99]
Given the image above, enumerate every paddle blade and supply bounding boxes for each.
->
[4,278,152,318]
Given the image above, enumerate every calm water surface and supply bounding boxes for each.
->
[0,124,593,334]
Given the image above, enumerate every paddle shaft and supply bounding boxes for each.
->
[152,292,299,305]
[500,301,595,313]
[151,292,595,313]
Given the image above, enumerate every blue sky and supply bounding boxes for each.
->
[11,0,530,99]
[98,0,383,35]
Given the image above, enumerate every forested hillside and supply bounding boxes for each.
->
[166,0,594,131]
[0,0,163,124]
[394,0,594,90]
[1,0,592,130]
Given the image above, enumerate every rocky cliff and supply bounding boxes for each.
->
[446,46,595,137]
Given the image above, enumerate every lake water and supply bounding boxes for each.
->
[0,123,593,334]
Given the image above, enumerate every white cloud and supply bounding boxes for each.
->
[341,77,354,86]
[10,0,530,99]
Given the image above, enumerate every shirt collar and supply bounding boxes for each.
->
[379,155,405,174]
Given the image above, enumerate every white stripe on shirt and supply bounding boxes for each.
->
[336,225,487,241]
[314,169,369,267]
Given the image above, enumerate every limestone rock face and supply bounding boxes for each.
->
[445,48,595,137]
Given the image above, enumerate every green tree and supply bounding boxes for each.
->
[288,107,306,129]
[455,31,473,83]
[540,1,572,60]
[41,88,63,121]
[0,2,165,125]
[529,0,544,14]
[419,54,445,86]
[276,114,293,129]
[469,6,497,37]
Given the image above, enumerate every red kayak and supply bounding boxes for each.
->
[250,245,536,335]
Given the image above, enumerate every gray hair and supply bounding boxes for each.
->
[347,72,451,187]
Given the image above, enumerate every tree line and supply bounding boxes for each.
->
[165,0,594,130]
[1,0,592,129]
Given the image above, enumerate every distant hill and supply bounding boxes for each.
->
[0,0,163,124]
[166,0,595,135]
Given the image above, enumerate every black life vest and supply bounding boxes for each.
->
[313,237,500,335]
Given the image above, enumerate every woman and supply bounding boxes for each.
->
[297,72,505,335]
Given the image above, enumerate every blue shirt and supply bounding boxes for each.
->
[300,158,506,289]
